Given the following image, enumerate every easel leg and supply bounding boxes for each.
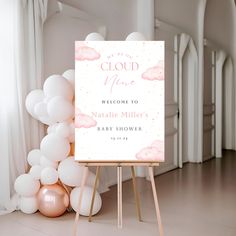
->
[89,166,101,222]
[148,166,164,236]
[131,166,142,221]
[73,166,89,236]
[117,166,123,228]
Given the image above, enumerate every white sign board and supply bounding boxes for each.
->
[75,41,164,162]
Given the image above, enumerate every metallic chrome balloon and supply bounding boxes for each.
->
[37,184,69,217]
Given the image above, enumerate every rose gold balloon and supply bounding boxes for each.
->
[37,184,69,217]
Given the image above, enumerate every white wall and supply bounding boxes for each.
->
[155,0,200,42]
[204,0,235,57]
[204,0,236,151]
[44,2,98,77]
[61,0,138,40]
[44,0,137,77]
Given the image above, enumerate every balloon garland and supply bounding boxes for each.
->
[14,68,102,217]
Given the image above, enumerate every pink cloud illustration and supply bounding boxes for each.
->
[141,60,164,81]
[151,140,164,149]
[75,113,97,128]
[75,46,100,61]
[135,140,164,161]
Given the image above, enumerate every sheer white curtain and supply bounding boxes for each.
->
[0,0,47,214]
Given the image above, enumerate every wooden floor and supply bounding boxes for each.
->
[0,150,236,236]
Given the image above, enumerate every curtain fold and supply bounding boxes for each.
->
[0,0,47,214]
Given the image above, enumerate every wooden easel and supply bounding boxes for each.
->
[73,162,164,236]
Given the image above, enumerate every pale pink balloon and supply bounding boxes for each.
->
[75,113,97,128]
[141,60,164,81]
[37,184,69,218]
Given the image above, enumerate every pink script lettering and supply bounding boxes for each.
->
[104,74,135,93]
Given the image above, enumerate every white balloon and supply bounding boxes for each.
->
[43,97,51,103]
[20,196,38,214]
[58,157,96,187]
[62,69,75,88]
[68,121,75,143]
[126,32,146,41]
[38,116,56,126]
[47,125,53,134]
[56,122,71,138]
[14,174,40,197]
[85,32,104,41]
[47,123,59,134]
[40,155,58,169]
[43,75,74,101]
[47,96,74,122]
[68,134,75,143]
[29,165,43,180]
[68,122,75,143]
[40,134,70,161]
[5,193,20,211]
[70,186,102,216]
[25,89,44,118]
[40,167,58,185]
[34,102,47,117]
[69,122,75,133]
[27,149,41,166]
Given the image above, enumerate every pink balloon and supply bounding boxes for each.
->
[37,184,69,218]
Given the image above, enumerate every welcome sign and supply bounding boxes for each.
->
[75,41,164,162]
